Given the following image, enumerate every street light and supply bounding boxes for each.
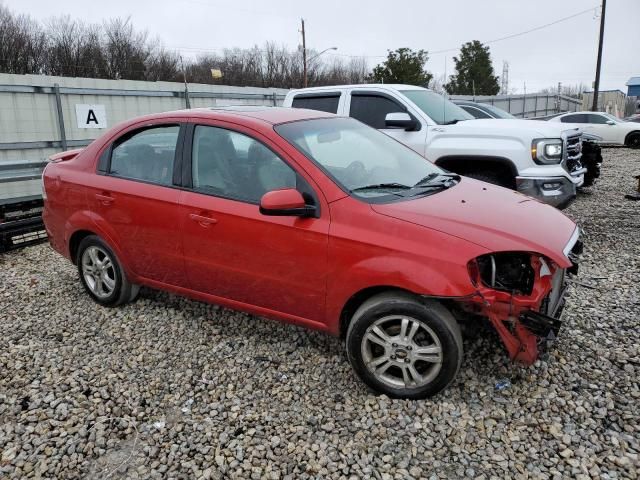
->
[304,47,337,87]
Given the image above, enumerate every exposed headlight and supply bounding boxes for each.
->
[468,252,535,295]
[532,138,563,165]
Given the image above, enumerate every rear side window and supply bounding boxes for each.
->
[561,114,588,123]
[291,94,340,114]
[349,95,406,129]
[109,125,179,185]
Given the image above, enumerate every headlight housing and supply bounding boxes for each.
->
[468,252,535,295]
[532,138,563,165]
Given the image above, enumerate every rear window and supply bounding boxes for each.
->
[291,94,340,114]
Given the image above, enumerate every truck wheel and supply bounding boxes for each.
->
[626,132,640,149]
[464,171,511,188]
[346,292,463,399]
[76,235,135,307]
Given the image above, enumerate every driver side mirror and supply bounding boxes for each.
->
[259,189,316,217]
[606,120,615,125]
[385,112,418,131]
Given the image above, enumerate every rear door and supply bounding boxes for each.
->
[346,91,427,154]
[178,121,330,322]
[87,121,187,286]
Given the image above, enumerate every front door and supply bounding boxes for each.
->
[347,92,427,155]
[179,123,329,323]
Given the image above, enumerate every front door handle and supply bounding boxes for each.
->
[189,213,218,227]
[95,193,114,205]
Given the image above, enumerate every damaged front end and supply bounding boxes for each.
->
[461,237,582,365]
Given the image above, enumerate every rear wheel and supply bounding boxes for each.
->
[626,132,640,149]
[346,292,463,399]
[76,235,137,307]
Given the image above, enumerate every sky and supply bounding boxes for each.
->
[6,0,640,93]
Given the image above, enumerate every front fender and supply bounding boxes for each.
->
[325,252,479,335]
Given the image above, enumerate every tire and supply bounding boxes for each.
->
[463,171,511,188]
[346,292,463,399]
[76,235,135,307]
[626,132,640,149]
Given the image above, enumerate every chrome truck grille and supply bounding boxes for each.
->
[563,132,586,177]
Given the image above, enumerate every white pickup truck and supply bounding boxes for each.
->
[283,84,588,209]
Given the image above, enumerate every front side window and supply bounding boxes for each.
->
[276,117,449,202]
[561,114,588,123]
[292,94,340,114]
[400,89,473,125]
[192,125,296,203]
[349,95,408,129]
[588,113,609,124]
[109,125,179,185]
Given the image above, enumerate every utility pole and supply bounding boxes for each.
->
[301,18,308,88]
[180,56,190,109]
[592,0,606,111]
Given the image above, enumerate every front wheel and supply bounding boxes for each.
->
[626,132,640,149]
[346,293,463,399]
[464,171,512,188]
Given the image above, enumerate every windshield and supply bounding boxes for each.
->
[275,117,449,200]
[400,89,474,125]
[482,103,516,119]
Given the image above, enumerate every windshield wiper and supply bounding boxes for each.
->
[413,173,460,188]
[351,183,411,193]
[442,119,462,125]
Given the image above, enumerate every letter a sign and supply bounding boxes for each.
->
[75,104,107,129]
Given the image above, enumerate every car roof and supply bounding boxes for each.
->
[290,83,429,93]
[130,106,336,126]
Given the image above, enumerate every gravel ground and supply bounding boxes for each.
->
[1,148,639,480]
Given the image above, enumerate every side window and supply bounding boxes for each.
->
[561,114,588,123]
[349,95,407,129]
[291,94,340,114]
[588,114,608,124]
[109,125,179,185]
[461,106,492,119]
[191,125,297,203]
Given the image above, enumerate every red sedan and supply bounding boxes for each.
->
[43,107,581,398]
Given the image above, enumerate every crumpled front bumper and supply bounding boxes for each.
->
[462,236,582,365]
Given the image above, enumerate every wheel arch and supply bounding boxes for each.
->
[339,286,425,338]
[69,229,96,264]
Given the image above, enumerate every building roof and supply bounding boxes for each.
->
[627,77,640,86]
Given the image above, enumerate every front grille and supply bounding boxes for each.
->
[563,133,583,175]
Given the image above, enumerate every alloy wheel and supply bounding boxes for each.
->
[361,315,443,389]
[81,246,116,299]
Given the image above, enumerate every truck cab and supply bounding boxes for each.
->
[283,84,587,209]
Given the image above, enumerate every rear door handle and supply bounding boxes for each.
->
[189,213,217,227]
[95,193,114,204]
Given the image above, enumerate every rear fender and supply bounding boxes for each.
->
[65,210,137,281]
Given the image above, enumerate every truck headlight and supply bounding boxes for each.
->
[532,138,563,165]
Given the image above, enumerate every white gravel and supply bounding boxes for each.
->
[1,148,638,479]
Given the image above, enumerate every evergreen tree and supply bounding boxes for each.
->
[445,41,500,95]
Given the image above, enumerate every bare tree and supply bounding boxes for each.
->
[0,6,46,74]
[103,17,148,80]
[44,16,106,78]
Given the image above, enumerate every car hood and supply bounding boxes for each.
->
[455,118,581,139]
[371,177,577,267]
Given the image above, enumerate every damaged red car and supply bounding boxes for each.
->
[43,107,582,399]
